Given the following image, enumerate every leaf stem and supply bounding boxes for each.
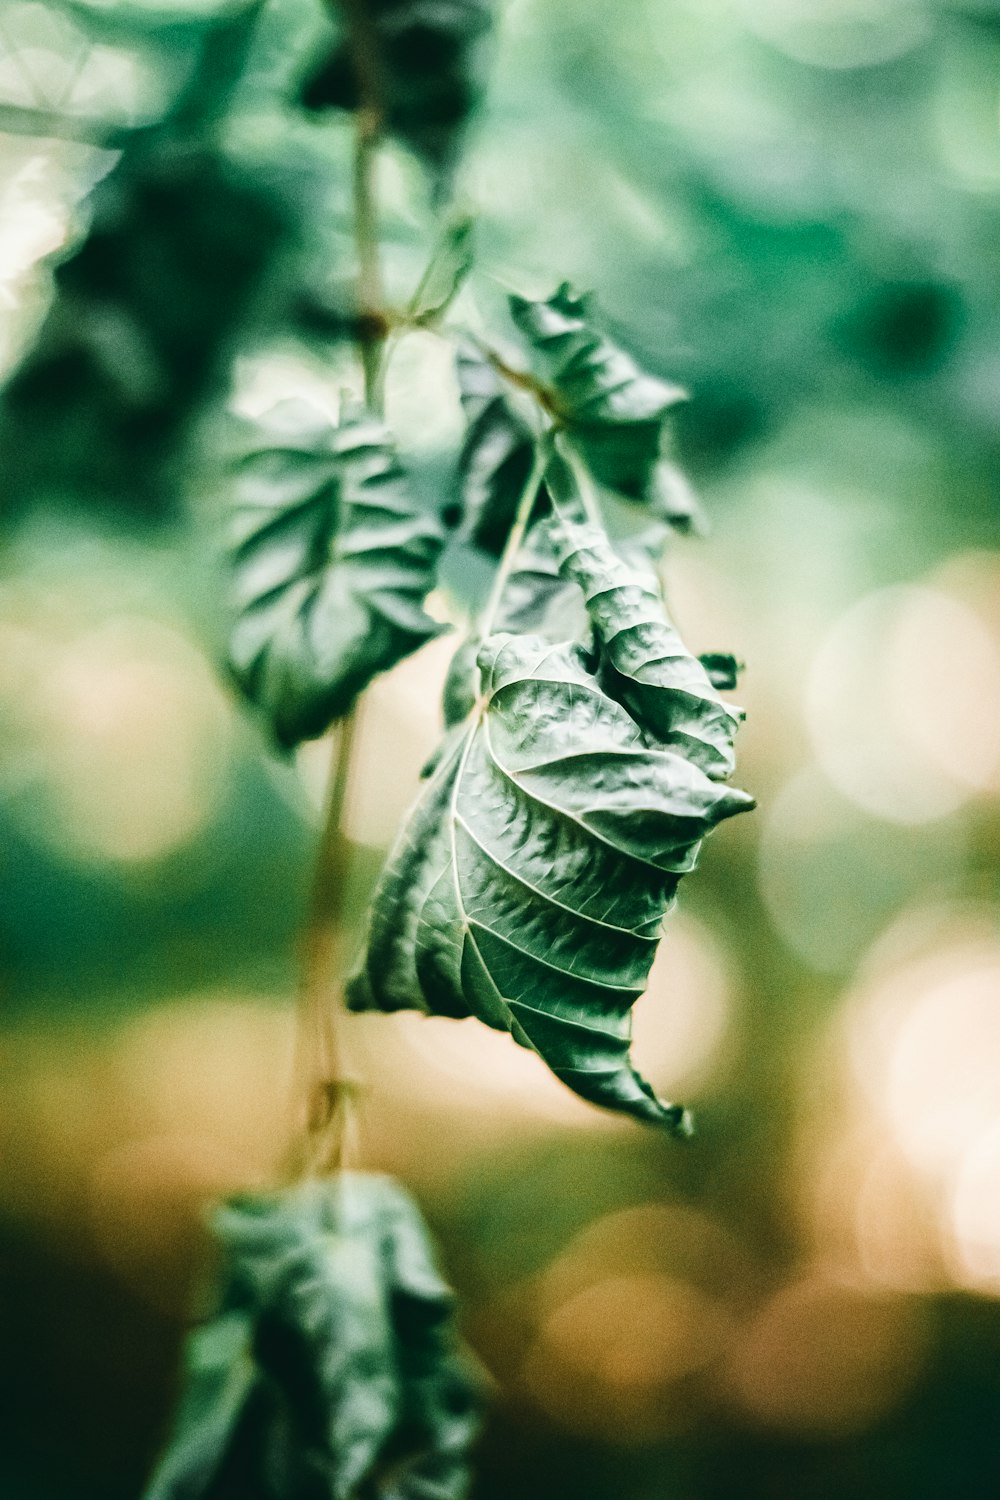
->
[478,433,552,639]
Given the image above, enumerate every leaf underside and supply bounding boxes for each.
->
[349,520,753,1130]
[227,397,446,748]
[143,1175,479,1500]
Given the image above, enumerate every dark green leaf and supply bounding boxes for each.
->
[228,398,447,747]
[509,284,697,527]
[143,1174,479,1500]
[0,135,298,527]
[349,519,753,1129]
[300,1,495,180]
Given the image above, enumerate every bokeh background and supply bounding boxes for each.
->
[2,0,1000,1496]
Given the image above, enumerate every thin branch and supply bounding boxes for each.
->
[336,0,388,410]
[288,705,362,1179]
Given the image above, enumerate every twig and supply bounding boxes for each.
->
[288,706,361,1179]
[337,0,388,409]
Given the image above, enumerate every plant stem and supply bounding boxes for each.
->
[285,0,391,1182]
[478,433,552,639]
[337,0,387,409]
[354,115,385,408]
[289,706,361,1179]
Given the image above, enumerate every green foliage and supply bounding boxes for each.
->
[0,138,301,524]
[348,513,752,1129]
[227,398,447,747]
[143,1174,479,1500]
[508,284,695,524]
[301,0,496,180]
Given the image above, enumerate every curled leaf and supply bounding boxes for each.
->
[509,284,697,528]
[349,521,752,1129]
[555,520,744,780]
[143,1175,479,1500]
[227,397,446,747]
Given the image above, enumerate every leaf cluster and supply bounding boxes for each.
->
[144,1175,479,1500]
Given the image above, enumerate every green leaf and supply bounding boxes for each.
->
[0,134,298,528]
[453,340,548,556]
[349,519,753,1129]
[143,1174,479,1500]
[300,1,495,180]
[509,284,698,527]
[557,520,744,781]
[228,397,447,748]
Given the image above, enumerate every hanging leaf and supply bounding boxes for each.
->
[508,284,699,528]
[143,1174,480,1500]
[348,519,752,1129]
[453,340,546,556]
[301,1,495,179]
[228,397,447,747]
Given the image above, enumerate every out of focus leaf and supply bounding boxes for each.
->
[349,517,752,1128]
[698,653,742,692]
[509,284,694,524]
[0,134,301,526]
[301,0,495,179]
[0,0,267,143]
[143,1174,479,1500]
[409,214,475,323]
[228,397,447,747]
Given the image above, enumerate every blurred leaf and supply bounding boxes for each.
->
[0,134,302,525]
[300,0,495,180]
[143,1174,479,1500]
[409,213,475,322]
[698,652,742,692]
[509,283,695,524]
[349,517,752,1128]
[227,397,447,747]
[0,0,268,144]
